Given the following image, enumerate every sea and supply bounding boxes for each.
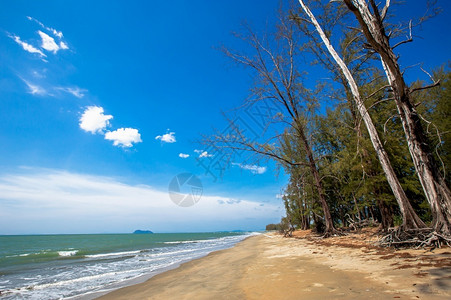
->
[0,231,258,299]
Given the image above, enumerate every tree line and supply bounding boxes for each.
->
[206,0,450,240]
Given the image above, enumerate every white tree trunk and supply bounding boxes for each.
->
[298,0,425,229]
[345,0,451,234]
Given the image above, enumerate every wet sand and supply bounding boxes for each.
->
[98,234,451,299]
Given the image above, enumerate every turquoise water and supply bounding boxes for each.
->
[0,232,256,299]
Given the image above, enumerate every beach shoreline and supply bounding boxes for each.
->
[72,234,258,300]
[71,262,182,300]
[97,232,451,299]
[0,232,253,299]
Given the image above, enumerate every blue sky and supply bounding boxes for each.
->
[0,0,450,234]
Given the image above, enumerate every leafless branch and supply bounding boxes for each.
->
[347,26,363,32]
[417,113,446,179]
[392,20,412,49]
[381,0,391,20]
[367,97,393,110]
[383,114,398,135]
[410,80,440,94]
[365,84,391,100]
[420,66,437,83]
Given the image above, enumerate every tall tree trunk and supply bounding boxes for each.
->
[300,178,311,230]
[296,177,307,230]
[298,0,425,230]
[352,194,362,221]
[377,197,394,231]
[343,0,451,235]
[303,186,311,230]
[381,58,451,234]
[298,126,336,234]
[345,84,394,231]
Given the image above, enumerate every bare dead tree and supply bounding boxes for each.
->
[297,0,426,230]
[341,0,451,235]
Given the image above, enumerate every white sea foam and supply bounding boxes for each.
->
[5,252,34,258]
[163,238,215,244]
[146,248,198,258]
[85,250,141,259]
[163,240,196,244]
[58,250,78,257]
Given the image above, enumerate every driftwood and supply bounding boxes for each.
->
[378,227,451,249]
[283,227,294,237]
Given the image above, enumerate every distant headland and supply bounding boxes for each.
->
[133,230,153,234]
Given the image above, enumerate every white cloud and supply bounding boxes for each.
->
[218,198,242,205]
[155,132,176,143]
[25,17,68,54]
[79,107,142,147]
[22,79,47,96]
[79,106,113,134]
[199,151,213,158]
[59,41,69,50]
[105,128,142,147]
[0,169,283,234]
[57,86,87,98]
[38,30,64,53]
[233,163,267,175]
[31,69,47,79]
[9,34,46,57]
[27,16,64,39]
[195,149,213,158]
[179,153,190,158]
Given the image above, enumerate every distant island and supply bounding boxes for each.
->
[133,230,153,234]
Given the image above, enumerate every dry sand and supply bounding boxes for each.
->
[98,233,451,299]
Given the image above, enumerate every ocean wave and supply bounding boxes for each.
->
[58,250,78,257]
[147,248,198,257]
[85,250,141,259]
[4,249,81,261]
[163,240,204,244]
[5,252,36,258]
[0,232,252,299]
[162,234,251,245]
[3,263,170,297]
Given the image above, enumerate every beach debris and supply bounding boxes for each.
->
[283,227,294,237]
[346,216,379,231]
[378,228,451,249]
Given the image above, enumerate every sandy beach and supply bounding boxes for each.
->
[98,233,451,299]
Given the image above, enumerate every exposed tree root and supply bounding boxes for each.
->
[321,228,346,238]
[283,227,295,237]
[283,227,345,238]
[347,217,379,231]
[378,227,451,249]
